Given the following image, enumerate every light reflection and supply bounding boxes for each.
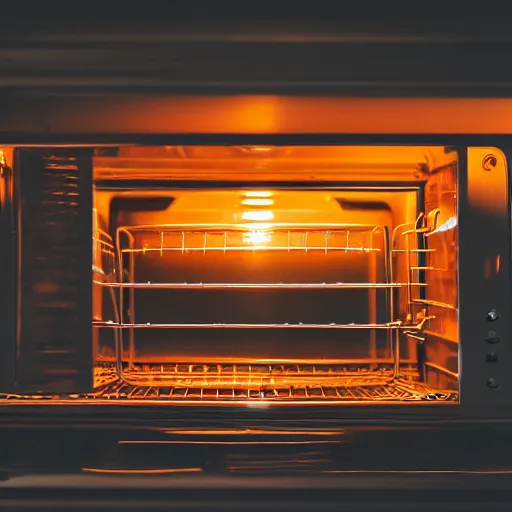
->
[118,440,340,445]
[241,222,273,230]
[241,198,274,206]
[163,429,343,436]
[243,230,272,246]
[244,191,273,198]
[81,467,203,474]
[241,211,274,222]
[242,146,276,154]
[426,215,457,236]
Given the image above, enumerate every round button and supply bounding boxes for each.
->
[486,353,498,363]
[487,378,500,389]
[486,310,499,322]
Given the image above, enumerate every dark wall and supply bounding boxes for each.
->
[1,3,512,97]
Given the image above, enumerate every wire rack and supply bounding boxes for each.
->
[104,221,400,386]
[93,227,116,276]
[391,210,452,324]
[116,223,384,255]
[87,218,451,396]
[0,361,458,403]
[0,361,457,402]
[110,223,392,302]
[0,380,457,403]
[119,360,404,387]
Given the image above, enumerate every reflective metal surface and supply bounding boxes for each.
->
[2,423,512,510]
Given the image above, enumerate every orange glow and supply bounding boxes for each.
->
[0,144,463,404]
[8,96,512,134]
[241,222,274,231]
[467,147,508,216]
[85,146,459,403]
[96,146,450,182]
[0,397,456,406]
[244,191,273,198]
[241,211,274,222]
[162,429,343,435]
[240,146,277,154]
[243,230,272,245]
[81,467,203,474]
[118,440,341,445]
[0,147,13,168]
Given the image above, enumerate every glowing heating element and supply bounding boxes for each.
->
[241,198,274,206]
[244,191,273,198]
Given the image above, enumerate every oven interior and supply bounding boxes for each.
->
[3,145,460,403]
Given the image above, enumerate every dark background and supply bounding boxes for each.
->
[1,2,512,97]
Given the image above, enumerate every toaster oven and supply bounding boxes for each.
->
[4,4,512,510]
[1,143,466,403]
[0,134,509,408]
[2,133,512,508]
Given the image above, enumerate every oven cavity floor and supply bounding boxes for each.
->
[0,362,458,402]
[0,380,458,403]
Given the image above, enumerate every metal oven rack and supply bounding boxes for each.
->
[391,210,459,389]
[391,210,442,336]
[0,359,457,402]
[90,221,441,397]
[71,211,456,403]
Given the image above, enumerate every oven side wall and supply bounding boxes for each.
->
[0,148,95,394]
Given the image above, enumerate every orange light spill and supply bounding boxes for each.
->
[467,147,508,216]
[118,440,341,445]
[243,230,272,245]
[0,147,13,168]
[81,467,203,474]
[0,397,454,406]
[162,429,343,436]
[242,146,276,154]
[241,222,273,231]
[21,96,512,134]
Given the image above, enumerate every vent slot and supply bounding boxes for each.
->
[15,149,93,394]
